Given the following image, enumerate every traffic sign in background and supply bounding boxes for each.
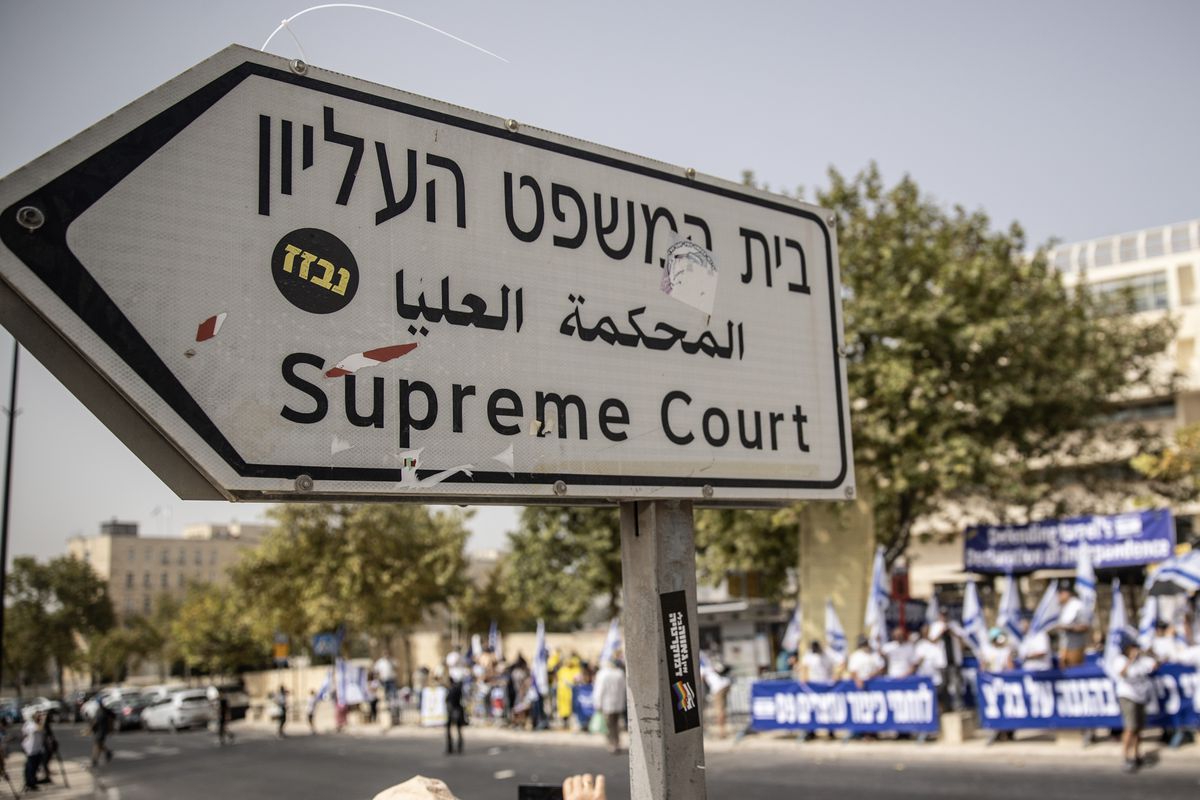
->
[0,46,852,504]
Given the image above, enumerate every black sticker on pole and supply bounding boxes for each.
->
[659,589,701,732]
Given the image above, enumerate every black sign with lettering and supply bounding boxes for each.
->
[659,589,701,733]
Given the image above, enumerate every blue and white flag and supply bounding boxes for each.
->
[1147,551,1200,595]
[334,657,368,704]
[1028,579,1061,639]
[825,600,848,662]
[1075,544,1097,621]
[925,593,941,627]
[961,581,986,652]
[1137,594,1159,650]
[997,572,1023,642]
[864,546,890,650]
[598,617,623,665]
[1103,579,1133,680]
[781,603,803,653]
[471,634,484,660]
[533,619,549,695]
[488,620,504,662]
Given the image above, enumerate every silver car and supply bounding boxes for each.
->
[141,689,214,732]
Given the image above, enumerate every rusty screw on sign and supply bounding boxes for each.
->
[295,473,314,493]
[16,206,44,232]
[290,59,308,75]
[553,480,567,496]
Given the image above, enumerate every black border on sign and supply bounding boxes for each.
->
[0,60,849,491]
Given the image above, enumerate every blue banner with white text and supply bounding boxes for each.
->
[749,677,939,734]
[572,684,595,729]
[964,508,1175,573]
[975,664,1200,730]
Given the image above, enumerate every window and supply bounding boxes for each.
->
[210,551,218,565]
[194,550,203,565]
[1091,271,1169,313]
[1119,236,1139,263]
[1093,240,1114,268]
[143,572,150,588]
[1171,224,1193,254]
[1145,229,1165,258]
[161,573,168,588]
[161,550,169,565]
[125,572,133,589]
[143,596,152,614]
[1075,247,1090,271]
[178,549,186,565]
[127,547,135,561]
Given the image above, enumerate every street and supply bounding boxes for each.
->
[45,723,1198,800]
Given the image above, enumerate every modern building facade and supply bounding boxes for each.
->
[67,519,269,617]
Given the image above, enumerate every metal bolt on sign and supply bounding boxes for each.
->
[505,118,519,132]
[294,474,314,492]
[289,59,308,75]
[553,480,567,496]
[15,206,43,232]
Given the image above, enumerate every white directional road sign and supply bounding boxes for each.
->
[0,46,853,504]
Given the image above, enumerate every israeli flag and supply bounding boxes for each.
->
[1137,594,1158,650]
[781,603,803,653]
[598,617,623,665]
[925,593,941,627]
[471,634,484,660]
[533,619,549,695]
[1103,579,1134,680]
[1028,579,1061,638]
[864,546,890,650]
[1075,543,1097,621]
[488,620,504,662]
[961,581,986,652]
[316,669,332,701]
[1147,551,1200,595]
[825,600,848,662]
[996,572,1023,642]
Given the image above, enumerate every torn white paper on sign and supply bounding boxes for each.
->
[660,235,718,315]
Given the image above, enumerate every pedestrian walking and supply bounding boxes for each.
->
[22,712,45,792]
[89,703,114,768]
[445,675,466,755]
[209,686,232,746]
[306,689,318,734]
[39,715,58,785]
[274,685,288,738]
[1112,634,1158,773]
[593,660,626,754]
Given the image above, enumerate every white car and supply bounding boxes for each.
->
[141,689,213,731]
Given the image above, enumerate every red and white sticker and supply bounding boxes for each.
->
[195,313,227,342]
[325,343,418,378]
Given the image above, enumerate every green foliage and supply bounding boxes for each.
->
[454,556,529,634]
[4,555,114,693]
[502,507,622,628]
[234,504,470,644]
[1132,422,1200,501]
[694,507,802,599]
[83,615,167,684]
[171,583,270,676]
[814,163,1174,560]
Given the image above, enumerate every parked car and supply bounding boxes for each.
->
[140,683,188,705]
[20,697,66,722]
[113,693,151,731]
[141,689,213,732]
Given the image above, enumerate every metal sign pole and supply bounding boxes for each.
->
[619,500,707,800]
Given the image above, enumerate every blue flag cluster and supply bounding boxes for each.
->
[749,677,939,734]
[976,664,1199,730]
[964,509,1175,573]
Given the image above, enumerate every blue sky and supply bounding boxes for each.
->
[0,0,1196,562]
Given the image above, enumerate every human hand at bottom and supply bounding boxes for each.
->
[562,773,606,800]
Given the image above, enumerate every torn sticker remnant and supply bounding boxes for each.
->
[331,435,351,455]
[660,236,718,315]
[325,343,418,377]
[195,312,227,342]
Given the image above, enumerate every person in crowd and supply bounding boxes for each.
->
[1151,619,1178,662]
[1017,617,1053,672]
[914,624,948,743]
[209,686,232,746]
[444,672,466,755]
[847,635,885,689]
[21,712,45,792]
[556,653,583,728]
[367,672,381,724]
[89,701,114,768]
[982,628,1016,745]
[306,689,319,735]
[776,647,797,673]
[373,653,398,706]
[1056,583,1091,667]
[882,626,917,678]
[593,659,627,754]
[274,685,289,738]
[38,714,58,785]
[333,689,348,733]
[800,641,834,685]
[702,655,732,739]
[1112,633,1158,773]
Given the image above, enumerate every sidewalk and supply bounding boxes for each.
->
[1,755,96,799]
[243,718,1199,771]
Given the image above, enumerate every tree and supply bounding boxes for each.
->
[454,556,529,634]
[814,163,1174,563]
[1131,423,1200,505]
[5,556,114,695]
[502,507,622,628]
[234,504,470,648]
[694,506,802,601]
[172,584,270,676]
